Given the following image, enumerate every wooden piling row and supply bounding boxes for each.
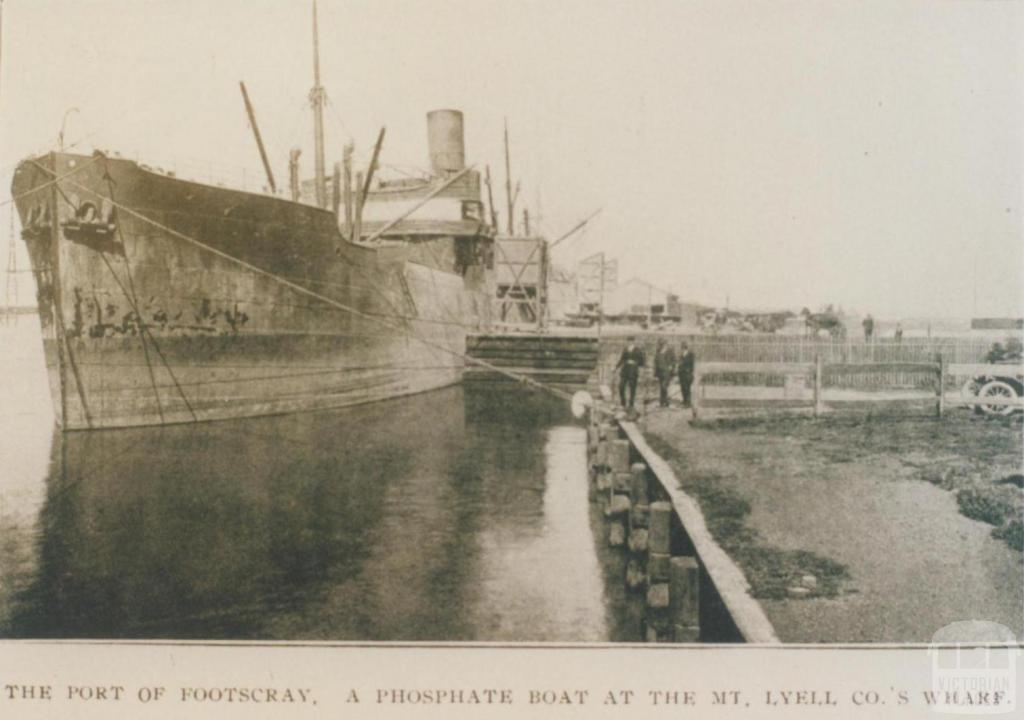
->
[587,406,702,643]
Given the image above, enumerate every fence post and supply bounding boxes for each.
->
[936,353,945,418]
[691,369,701,421]
[813,354,824,418]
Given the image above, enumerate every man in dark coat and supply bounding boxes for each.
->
[678,341,695,407]
[615,336,645,409]
[654,338,677,407]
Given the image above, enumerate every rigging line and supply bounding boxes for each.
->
[96,251,166,423]
[324,95,354,144]
[41,161,573,402]
[51,294,95,428]
[102,168,198,422]
[42,236,95,429]
[0,154,103,210]
[380,163,427,180]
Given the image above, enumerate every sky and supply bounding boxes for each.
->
[0,0,1020,319]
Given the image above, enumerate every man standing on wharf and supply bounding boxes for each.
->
[615,336,645,410]
[654,338,677,407]
[678,342,695,408]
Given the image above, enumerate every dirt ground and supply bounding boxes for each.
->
[641,403,1023,643]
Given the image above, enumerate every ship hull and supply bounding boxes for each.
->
[12,152,491,429]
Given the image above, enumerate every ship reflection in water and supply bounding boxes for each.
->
[0,365,636,641]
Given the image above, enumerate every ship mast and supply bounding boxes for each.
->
[310,0,327,208]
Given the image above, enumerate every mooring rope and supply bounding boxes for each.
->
[0,154,103,209]
[102,169,198,422]
[41,159,575,403]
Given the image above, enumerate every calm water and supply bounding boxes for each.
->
[0,315,637,641]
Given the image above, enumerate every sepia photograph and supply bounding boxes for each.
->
[0,1,1021,712]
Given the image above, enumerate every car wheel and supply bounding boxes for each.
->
[977,380,1019,416]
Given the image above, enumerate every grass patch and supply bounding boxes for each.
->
[731,548,849,601]
[956,486,1024,553]
[956,487,1015,527]
[695,412,1024,553]
[645,435,851,600]
[993,520,1024,552]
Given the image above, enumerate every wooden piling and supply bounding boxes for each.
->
[669,556,700,642]
[627,528,649,553]
[625,558,646,591]
[612,472,632,495]
[605,494,631,518]
[587,425,599,456]
[616,418,781,644]
[646,582,669,609]
[606,492,630,546]
[935,353,945,418]
[594,435,609,468]
[647,552,670,583]
[649,501,671,555]
[630,502,650,529]
[609,439,631,474]
[609,521,626,547]
[629,462,649,506]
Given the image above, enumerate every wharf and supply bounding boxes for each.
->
[464,333,600,392]
[634,405,1023,642]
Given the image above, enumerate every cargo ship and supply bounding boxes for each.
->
[9,5,494,430]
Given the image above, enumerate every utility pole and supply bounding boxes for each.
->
[523,208,530,236]
[504,119,514,235]
[310,0,327,208]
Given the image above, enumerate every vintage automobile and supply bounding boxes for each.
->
[963,343,1023,415]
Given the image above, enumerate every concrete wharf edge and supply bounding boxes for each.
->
[618,420,781,644]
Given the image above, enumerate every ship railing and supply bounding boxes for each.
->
[95,149,288,199]
[142,156,286,197]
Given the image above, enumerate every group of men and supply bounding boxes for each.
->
[613,337,695,410]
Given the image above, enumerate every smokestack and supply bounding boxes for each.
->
[426,109,465,175]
